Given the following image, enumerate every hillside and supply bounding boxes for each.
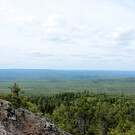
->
[1,70,135,95]
[0,99,70,135]
[1,69,135,80]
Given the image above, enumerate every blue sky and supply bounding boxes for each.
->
[0,0,135,70]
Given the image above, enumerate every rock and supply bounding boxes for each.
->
[0,99,70,135]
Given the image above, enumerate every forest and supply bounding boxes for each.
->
[1,70,135,96]
[1,70,135,134]
[1,88,135,135]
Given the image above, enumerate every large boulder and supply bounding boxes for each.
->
[0,99,70,135]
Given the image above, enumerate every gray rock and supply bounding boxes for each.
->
[0,99,70,135]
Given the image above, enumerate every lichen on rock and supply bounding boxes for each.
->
[0,99,70,135]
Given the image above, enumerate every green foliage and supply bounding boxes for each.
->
[1,70,135,96]
[8,83,22,96]
[6,83,28,109]
[27,102,38,113]
[27,92,135,135]
[1,69,135,134]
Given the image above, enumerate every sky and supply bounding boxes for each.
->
[0,0,135,70]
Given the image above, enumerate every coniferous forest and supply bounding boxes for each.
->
[26,92,135,135]
[1,90,135,134]
[0,70,135,135]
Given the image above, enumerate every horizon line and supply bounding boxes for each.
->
[0,69,135,71]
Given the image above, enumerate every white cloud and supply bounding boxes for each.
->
[29,51,54,57]
[106,26,135,48]
[0,0,135,69]
[8,14,38,27]
[43,14,67,28]
[0,7,38,27]
[41,14,94,44]
[0,6,7,11]
[0,6,17,15]
[13,15,37,23]
[8,9,18,15]
[108,26,134,40]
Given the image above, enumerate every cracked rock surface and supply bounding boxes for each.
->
[0,99,70,135]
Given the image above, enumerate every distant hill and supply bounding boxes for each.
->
[1,69,135,95]
[0,69,135,81]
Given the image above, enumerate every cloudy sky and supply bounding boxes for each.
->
[0,0,135,70]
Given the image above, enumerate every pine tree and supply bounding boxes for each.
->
[7,83,27,109]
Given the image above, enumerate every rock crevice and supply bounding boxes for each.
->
[0,99,70,135]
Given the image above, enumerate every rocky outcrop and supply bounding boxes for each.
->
[0,99,70,135]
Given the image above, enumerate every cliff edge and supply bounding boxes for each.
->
[0,99,70,135]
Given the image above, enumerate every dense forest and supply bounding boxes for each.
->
[1,83,135,135]
[1,70,135,96]
[27,92,135,135]
[1,70,135,134]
